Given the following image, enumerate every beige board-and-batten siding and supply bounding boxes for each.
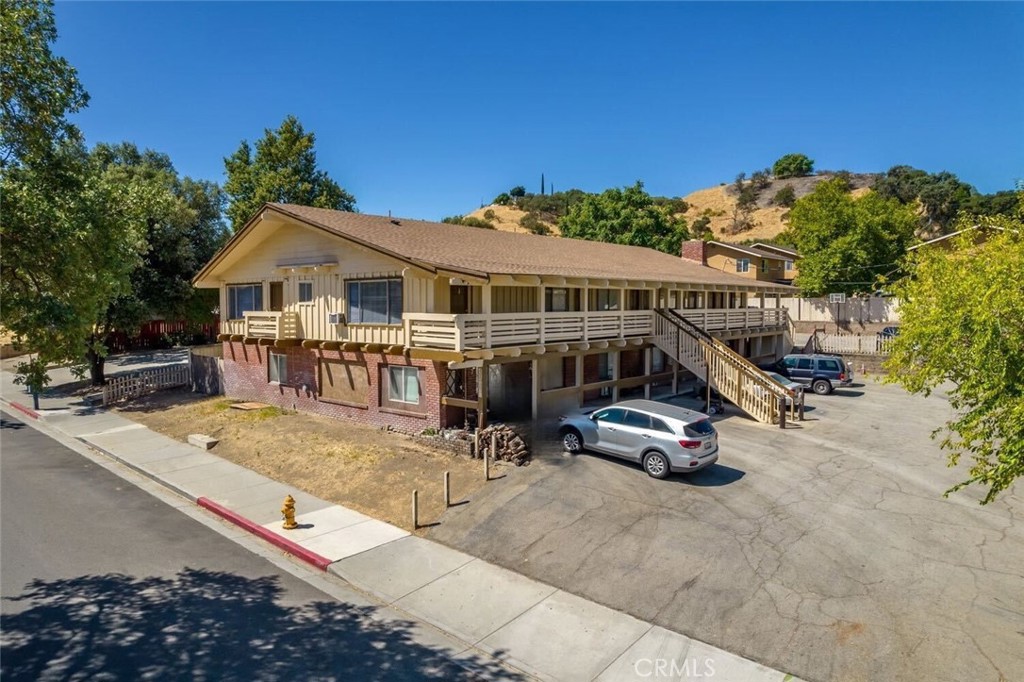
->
[217,220,434,344]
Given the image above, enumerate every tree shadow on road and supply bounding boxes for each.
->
[1,567,523,681]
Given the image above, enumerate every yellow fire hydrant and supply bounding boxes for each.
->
[281,494,298,530]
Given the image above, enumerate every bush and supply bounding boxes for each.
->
[483,209,496,220]
[772,185,796,207]
[751,169,772,191]
[509,185,526,198]
[772,153,815,179]
[519,212,550,235]
[691,215,713,239]
[460,216,494,229]
[493,193,511,206]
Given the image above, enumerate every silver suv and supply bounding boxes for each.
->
[558,400,719,479]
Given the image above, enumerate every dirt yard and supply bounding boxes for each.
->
[115,390,494,532]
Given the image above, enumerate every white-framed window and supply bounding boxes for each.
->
[736,259,750,273]
[269,352,288,384]
[386,366,420,404]
[298,281,314,303]
[588,288,619,311]
[597,353,612,381]
[761,259,768,272]
[347,279,403,325]
[785,260,794,272]
[227,283,263,319]
[544,287,581,312]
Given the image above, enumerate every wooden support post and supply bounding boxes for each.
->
[799,390,805,421]
[444,471,451,508]
[486,432,496,480]
[705,364,712,413]
[412,489,419,529]
[779,395,787,429]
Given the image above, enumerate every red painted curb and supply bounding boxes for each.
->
[9,401,40,420]
[197,497,332,570]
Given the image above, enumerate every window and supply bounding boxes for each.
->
[625,289,651,310]
[820,359,841,372]
[761,259,768,273]
[785,260,794,272]
[386,366,420,404]
[227,283,263,319]
[736,259,750,273]
[593,408,626,424]
[650,417,674,434]
[597,353,612,381]
[589,289,619,311]
[684,419,716,437]
[347,279,402,325]
[544,287,580,312]
[269,352,287,384]
[797,358,813,370]
[623,411,651,429]
[298,281,313,303]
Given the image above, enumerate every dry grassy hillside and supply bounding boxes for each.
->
[464,172,875,243]
[683,173,874,242]
[465,204,561,236]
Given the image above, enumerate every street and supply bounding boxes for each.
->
[0,411,519,681]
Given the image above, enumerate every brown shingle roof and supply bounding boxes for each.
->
[210,203,794,290]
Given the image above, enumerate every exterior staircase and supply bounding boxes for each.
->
[653,309,795,426]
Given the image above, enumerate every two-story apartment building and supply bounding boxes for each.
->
[681,240,797,284]
[194,204,796,432]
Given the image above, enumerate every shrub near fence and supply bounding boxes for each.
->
[102,365,191,405]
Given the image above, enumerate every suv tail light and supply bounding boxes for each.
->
[678,439,702,449]
[839,372,846,380]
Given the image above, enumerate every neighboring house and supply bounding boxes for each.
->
[680,240,795,284]
[751,243,799,282]
[194,204,797,432]
[907,224,1016,254]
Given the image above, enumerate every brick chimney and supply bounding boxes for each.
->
[680,239,707,264]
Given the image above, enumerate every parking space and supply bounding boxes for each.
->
[429,380,1023,682]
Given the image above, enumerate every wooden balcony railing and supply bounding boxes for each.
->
[404,311,655,352]
[240,311,300,339]
[677,307,787,332]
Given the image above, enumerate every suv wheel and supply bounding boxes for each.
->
[561,429,583,454]
[643,452,670,479]
[812,379,831,395]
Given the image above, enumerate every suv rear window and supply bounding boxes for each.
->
[797,358,813,370]
[684,419,716,437]
[819,359,841,372]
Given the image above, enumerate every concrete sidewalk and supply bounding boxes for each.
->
[2,374,800,682]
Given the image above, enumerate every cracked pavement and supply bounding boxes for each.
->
[429,381,1023,682]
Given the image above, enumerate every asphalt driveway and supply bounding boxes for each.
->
[430,380,1024,682]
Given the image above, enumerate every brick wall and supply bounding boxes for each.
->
[680,239,706,264]
[620,349,644,378]
[221,341,445,433]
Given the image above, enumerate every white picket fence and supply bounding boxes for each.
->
[814,332,895,356]
[102,365,191,405]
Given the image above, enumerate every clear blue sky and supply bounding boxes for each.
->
[54,1,1023,221]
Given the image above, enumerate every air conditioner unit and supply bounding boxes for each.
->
[327,313,346,325]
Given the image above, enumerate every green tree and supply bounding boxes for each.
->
[785,178,918,295]
[772,153,815,179]
[884,212,1024,504]
[558,182,690,254]
[1,0,89,167]
[772,185,796,207]
[875,165,978,232]
[1,142,169,384]
[509,185,526,198]
[224,115,354,231]
[85,143,228,382]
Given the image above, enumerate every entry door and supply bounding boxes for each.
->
[269,282,284,311]
[450,285,470,314]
